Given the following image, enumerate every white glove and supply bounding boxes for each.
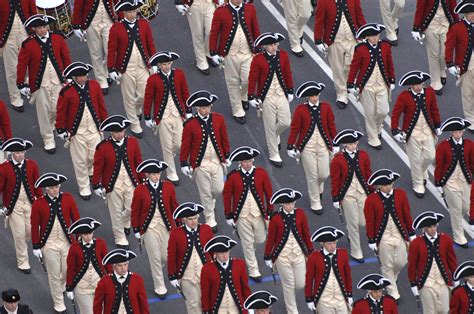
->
[348,297,353,306]
[390,84,396,90]
[217,0,224,5]
[287,149,299,159]
[333,202,340,209]
[411,286,419,296]
[211,55,222,65]
[185,113,193,120]
[316,43,327,54]
[409,235,416,242]
[265,260,273,269]
[0,206,7,216]
[226,219,235,227]
[394,133,405,143]
[66,291,74,300]
[33,249,42,259]
[170,279,179,288]
[453,280,460,287]
[109,71,120,81]
[57,131,69,141]
[435,128,442,136]
[437,186,444,195]
[348,87,359,97]
[151,66,158,74]
[448,66,460,77]
[307,302,316,311]
[144,119,156,129]
[181,166,193,177]
[134,232,141,239]
[411,31,422,42]
[249,99,260,108]
[175,4,187,13]
[73,29,85,41]
[224,159,232,167]
[369,243,377,252]
[287,94,294,103]
[94,188,105,198]
[332,146,340,154]
[19,87,30,97]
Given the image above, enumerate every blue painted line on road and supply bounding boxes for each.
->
[148,241,474,304]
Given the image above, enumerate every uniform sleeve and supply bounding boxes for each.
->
[93,279,105,314]
[30,200,41,248]
[101,241,113,274]
[401,191,415,236]
[412,0,426,31]
[71,0,84,28]
[69,196,80,222]
[385,45,395,83]
[304,254,316,300]
[239,261,251,300]
[143,76,155,119]
[179,122,192,166]
[429,89,441,128]
[282,53,294,93]
[287,107,302,147]
[445,236,458,279]
[28,0,38,16]
[95,82,108,121]
[32,162,42,198]
[134,140,144,182]
[326,105,337,139]
[250,6,260,46]
[92,145,105,188]
[449,289,461,314]
[107,24,118,72]
[209,9,221,55]
[131,187,142,233]
[391,93,406,133]
[200,265,211,312]
[66,246,77,290]
[219,117,231,158]
[0,102,12,140]
[434,143,446,186]
[262,170,273,214]
[363,196,376,243]
[407,239,419,286]
[167,231,178,280]
[347,47,361,87]
[247,56,259,98]
[0,165,5,193]
[343,252,353,295]
[137,277,150,314]
[180,71,191,114]
[17,43,30,88]
[60,37,72,69]
[313,0,326,44]
[330,156,342,200]
[145,23,156,58]
[354,0,366,27]
[445,24,457,67]
[264,217,277,259]
[55,88,68,131]
[223,176,234,220]
[301,211,314,254]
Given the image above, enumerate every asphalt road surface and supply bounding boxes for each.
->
[0,0,473,313]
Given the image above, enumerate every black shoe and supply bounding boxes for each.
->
[320,193,323,201]
[107,78,114,85]
[299,36,304,45]
[369,144,382,150]
[102,88,109,95]
[131,131,143,139]
[350,256,365,264]
[19,268,31,274]
[378,133,382,140]
[124,228,131,236]
[387,39,398,46]
[11,104,24,113]
[278,143,281,151]
[250,275,262,282]
[312,208,323,215]
[336,101,347,109]
[423,179,427,186]
[169,179,180,187]
[414,190,425,199]
[242,101,249,111]
[291,50,304,58]
[434,88,443,96]
[116,244,130,250]
[454,242,469,249]
[233,116,246,125]
[45,147,56,154]
[441,77,447,85]
[206,56,219,68]
[80,194,92,201]
[156,292,167,300]
[197,67,210,75]
[396,28,399,35]
[137,114,142,121]
[269,159,283,168]
[211,225,218,233]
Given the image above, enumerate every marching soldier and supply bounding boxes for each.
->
[281,0,312,57]
[143,51,191,186]
[352,274,398,313]
[287,81,337,214]
[264,188,314,314]
[56,62,109,200]
[408,211,458,313]
[17,14,72,154]
[0,0,36,113]
[412,0,458,95]
[180,90,231,232]
[379,0,405,46]
[364,169,416,302]
[223,146,273,282]
[434,117,474,248]
[65,217,112,314]
[347,23,395,150]
[391,70,442,199]
[31,173,80,313]
[167,202,215,313]
[450,260,474,313]
[1,289,32,314]
[0,101,12,162]
[248,32,294,168]
[131,159,178,299]
[305,226,353,313]
[0,138,41,273]
[445,1,474,132]
[209,0,260,124]
[314,0,366,109]
[92,115,143,249]
[72,0,119,95]
[330,129,373,263]
[107,0,157,138]
[243,291,278,314]
[93,249,149,313]
[201,235,251,314]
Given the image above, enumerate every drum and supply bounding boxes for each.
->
[139,0,159,20]
[36,0,73,38]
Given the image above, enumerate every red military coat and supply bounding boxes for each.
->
[450,284,474,314]
[264,208,314,262]
[413,0,457,32]
[92,136,143,192]
[143,68,191,125]
[313,0,366,46]
[470,184,474,225]
[72,0,118,30]
[0,101,12,143]
[248,50,294,101]
[66,238,112,291]
[408,233,457,289]
[223,167,273,222]
[330,150,373,202]
[445,20,473,75]
[364,189,415,244]
[305,248,352,304]
[131,180,178,234]
[176,0,220,5]
[107,19,156,73]
[434,137,474,187]
[0,159,42,213]
[17,33,71,92]
[352,295,398,313]
[31,192,80,249]
[167,224,214,280]
[55,80,108,137]
[0,0,36,48]
[391,87,441,141]
[93,272,149,314]
[347,41,395,92]
[287,102,337,152]
[200,258,251,314]
[180,113,231,169]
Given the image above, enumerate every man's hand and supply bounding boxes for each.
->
[390,84,396,90]
[435,128,442,136]
[448,66,460,77]
[109,71,121,81]
[437,186,444,196]
[332,146,340,154]
[287,149,299,159]
[348,87,359,98]
[185,113,193,120]
[224,159,232,167]
[409,235,416,242]
[307,302,316,311]
[57,130,69,141]
[394,133,405,143]
[170,279,179,288]
[181,166,193,177]
[0,206,7,216]
[211,55,222,65]
[411,31,422,42]
[369,243,377,252]
[333,202,340,209]
[316,43,328,54]
[144,119,156,129]
[66,291,74,300]
[33,249,42,259]
[249,99,261,108]
[134,232,141,239]
[175,4,188,14]
[19,87,30,97]
[94,187,106,198]
[73,29,86,41]
[411,286,419,296]
[226,219,235,227]
[287,94,294,103]
[264,259,273,269]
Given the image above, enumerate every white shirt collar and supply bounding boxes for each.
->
[411,88,425,96]
[82,238,94,246]
[323,247,335,256]
[218,258,230,269]
[368,294,381,303]
[74,79,85,89]
[12,159,23,166]
[149,179,159,189]
[114,271,128,282]
[230,2,241,11]
[282,208,295,215]
[265,50,277,57]
[381,190,393,198]
[308,100,319,107]
[47,193,58,201]
[452,137,463,145]
[113,138,124,146]
[3,306,17,314]
[241,166,255,175]
[37,32,49,42]
[424,232,438,242]
[161,69,171,77]
[185,224,197,233]
[198,113,209,121]
[345,148,357,156]
[124,18,136,26]
[467,282,474,291]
